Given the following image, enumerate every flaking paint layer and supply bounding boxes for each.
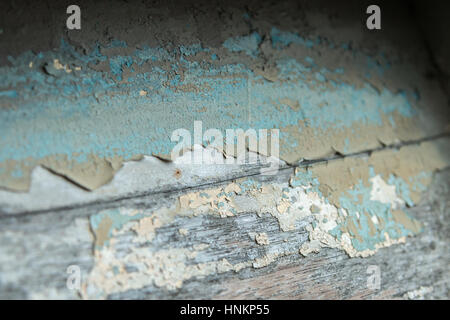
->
[83,139,449,298]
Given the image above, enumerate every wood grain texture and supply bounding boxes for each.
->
[0,160,448,299]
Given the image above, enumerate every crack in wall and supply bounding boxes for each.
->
[1,134,448,218]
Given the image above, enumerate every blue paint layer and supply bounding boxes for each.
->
[334,176,420,252]
[0,32,417,169]
[223,32,262,57]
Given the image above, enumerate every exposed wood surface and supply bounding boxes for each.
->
[0,152,448,299]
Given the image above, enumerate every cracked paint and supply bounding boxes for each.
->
[83,139,449,298]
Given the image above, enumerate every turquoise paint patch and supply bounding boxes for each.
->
[271,27,317,49]
[290,168,322,195]
[180,44,205,57]
[315,72,326,82]
[11,168,23,178]
[109,56,133,80]
[388,174,414,207]
[0,90,18,98]
[237,179,262,194]
[90,209,146,248]
[333,174,420,252]
[304,56,315,65]
[223,32,262,57]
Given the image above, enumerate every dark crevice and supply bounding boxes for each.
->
[409,1,450,105]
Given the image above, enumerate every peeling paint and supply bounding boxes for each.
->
[1,25,447,191]
[250,232,270,245]
[2,1,450,300]
[83,139,449,298]
[403,286,433,300]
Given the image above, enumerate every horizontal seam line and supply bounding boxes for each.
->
[1,132,449,219]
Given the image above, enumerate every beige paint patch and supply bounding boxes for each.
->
[255,232,270,245]
[391,210,421,233]
[132,215,163,242]
[42,154,122,190]
[83,231,255,299]
[53,59,73,73]
[305,138,449,207]
[0,159,34,191]
[0,153,125,192]
[279,112,422,163]
[94,215,113,248]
